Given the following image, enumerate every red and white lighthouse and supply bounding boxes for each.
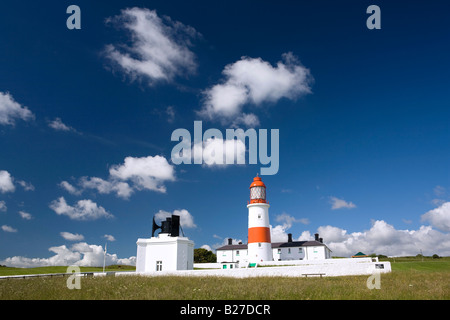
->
[247,175,272,263]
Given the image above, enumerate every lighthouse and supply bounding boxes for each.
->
[247,175,272,263]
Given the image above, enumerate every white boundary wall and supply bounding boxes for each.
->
[132,258,391,278]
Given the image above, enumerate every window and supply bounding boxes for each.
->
[288,248,291,254]
[277,249,281,254]
[156,261,162,271]
[250,186,266,200]
[258,214,261,219]
[236,250,240,256]
[298,248,302,253]
[258,243,261,247]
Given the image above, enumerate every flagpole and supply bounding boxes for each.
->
[103,242,107,273]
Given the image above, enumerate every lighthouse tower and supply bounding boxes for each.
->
[247,175,272,263]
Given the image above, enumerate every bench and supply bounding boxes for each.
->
[302,273,325,278]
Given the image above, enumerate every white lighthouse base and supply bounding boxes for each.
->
[248,242,272,263]
[136,234,194,273]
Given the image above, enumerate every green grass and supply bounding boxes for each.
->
[1,258,449,300]
[390,260,450,273]
[0,265,135,276]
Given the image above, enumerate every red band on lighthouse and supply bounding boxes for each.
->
[248,227,271,243]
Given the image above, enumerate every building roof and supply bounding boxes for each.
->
[216,240,326,251]
[351,252,367,258]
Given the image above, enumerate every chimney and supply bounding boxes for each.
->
[314,233,319,241]
[228,238,232,245]
[319,237,323,243]
[288,233,293,243]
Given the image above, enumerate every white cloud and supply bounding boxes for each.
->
[430,185,449,207]
[18,210,32,220]
[433,185,446,197]
[60,231,85,241]
[155,209,197,229]
[0,170,15,193]
[0,242,136,268]
[199,53,312,125]
[48,117,75,132]
[103,234,116,242]
[190,138,247,167]
[104,7,199,86]
[316,220,450,257]
[59,181,82,195]
[199,245,211,252]
[166,106,176,123]
[270,213,310,242]
[17,180,35,191]
[211,237,244,252]
[421,202,450,232]
[2,225,17,233]
[59,155,174,199]
[49,197,113,221]
[79,176,133,199]
[0,200,6,212]
[329,196,357,210]
[0,92,34,126]
[109,155,175,193]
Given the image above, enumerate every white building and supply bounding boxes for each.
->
[216,233,332,264]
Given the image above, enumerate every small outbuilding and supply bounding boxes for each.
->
[351,252,368,258]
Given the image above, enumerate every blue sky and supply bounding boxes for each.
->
[1,0,450,267]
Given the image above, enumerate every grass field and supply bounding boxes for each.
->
[1,258,449,300]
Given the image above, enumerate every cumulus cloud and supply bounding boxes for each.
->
[329,196,357,210]
[421,202,450,232]
[0,171,34,193]
[0,242,136,268]
[60,232,85,241]
[59,155,175,199]
[316,220,450,257]
[49,197,113,221]
[109,155,175,193]
[199,53,313,125]
[155,209,197,229]
[0,92,34,126]
[270,213,310,242]
[104,7,200,86]
[0,170,15,193]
